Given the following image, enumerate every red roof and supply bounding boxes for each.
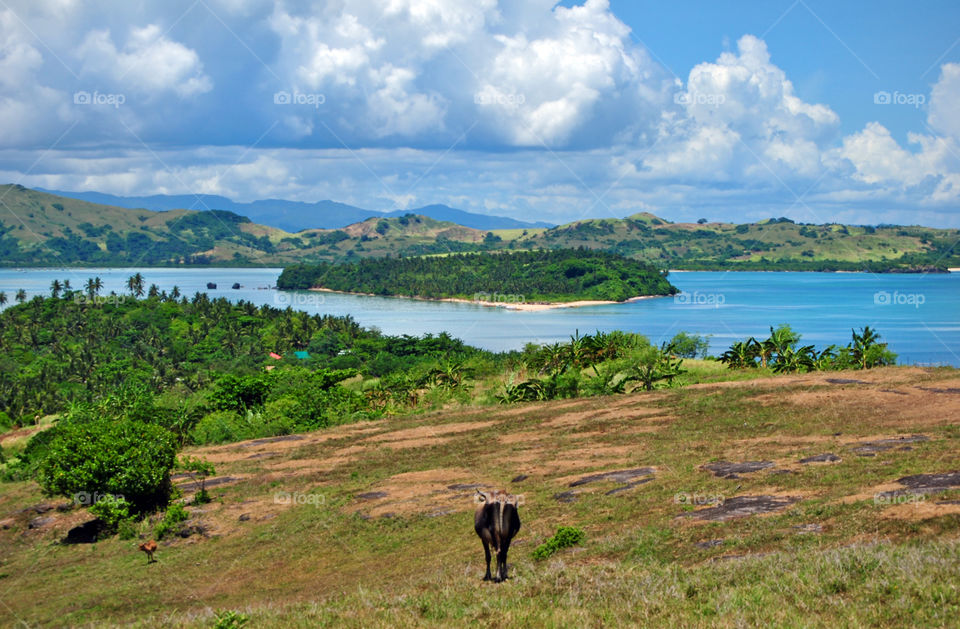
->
[269,352,282,360]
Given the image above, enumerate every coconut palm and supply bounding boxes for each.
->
[15,289,26,304]
[0,291,7,307]
[126,273,145,298]
[50,279,62,298]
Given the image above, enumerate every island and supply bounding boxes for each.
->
[276,249,678,308]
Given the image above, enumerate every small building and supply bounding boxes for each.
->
[293,350,310,360]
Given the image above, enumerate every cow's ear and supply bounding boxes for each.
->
[476,489,486,502]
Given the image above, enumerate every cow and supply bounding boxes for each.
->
[474,489,521,582]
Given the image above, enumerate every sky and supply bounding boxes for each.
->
[1,0,959,226]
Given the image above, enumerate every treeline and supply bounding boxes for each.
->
[0,283,490,427]
[277,248,678,302]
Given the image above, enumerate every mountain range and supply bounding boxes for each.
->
[2,185,958,271]
[35,188,553,232]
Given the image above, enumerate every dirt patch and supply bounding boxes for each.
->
[240,435,305,447]
[363,421,497,444]
[176,476,244,492]
[702,461,775,478]
[346,467,487,518]
[879,501,960,522]
[825,378,868,385]
[683,495,801,521]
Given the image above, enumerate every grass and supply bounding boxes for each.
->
[0,366,958,626]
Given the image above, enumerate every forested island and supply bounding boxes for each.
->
[276,249,678,305]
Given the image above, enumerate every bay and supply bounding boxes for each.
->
[1,267,957,366]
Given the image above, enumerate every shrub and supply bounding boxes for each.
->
[36,419,178,512]
[88,494,134,535]
[532,526,585,560]
[155,503,190,540]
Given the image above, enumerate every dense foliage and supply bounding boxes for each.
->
[277,249,677,302]
[0,283,487,423]
[719,325,896,372]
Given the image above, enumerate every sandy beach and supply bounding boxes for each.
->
[309,287,668,311]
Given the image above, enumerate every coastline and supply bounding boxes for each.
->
[309,287,669,311]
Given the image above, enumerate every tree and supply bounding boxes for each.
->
[127,273,145,298]
[697,218,708,224]
[50,279,62,298]
[0,291,6,307]
[15,289,26,304]
[720,340,758,369]
[850,326,895,369]
[36,418,179,512]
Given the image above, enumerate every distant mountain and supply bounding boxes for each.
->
[37,189,553,232]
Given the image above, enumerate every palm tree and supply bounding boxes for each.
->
[126,273,145,298]
[15,289,26,304]
[50,279,62,298]
[0,291,6,307]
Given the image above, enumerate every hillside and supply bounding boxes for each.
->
[509,214,960,272]
[0,186,495,266]
[1,366,958,626]
[3,186,960,271]
[36,188,552,231]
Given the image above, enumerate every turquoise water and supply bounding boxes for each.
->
[1,268,957,365]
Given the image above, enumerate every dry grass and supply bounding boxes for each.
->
[1,366,958,627]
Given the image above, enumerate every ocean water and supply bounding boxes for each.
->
[1,267,957,366]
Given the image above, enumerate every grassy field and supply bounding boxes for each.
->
[1,366,959,626]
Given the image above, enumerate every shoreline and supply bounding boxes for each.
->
[309,287,669,311]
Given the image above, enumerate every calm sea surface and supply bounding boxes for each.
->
[1,268,957,366]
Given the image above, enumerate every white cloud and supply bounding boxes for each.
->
[77,24,212,97]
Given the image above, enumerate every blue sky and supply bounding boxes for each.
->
[1,0,959,227]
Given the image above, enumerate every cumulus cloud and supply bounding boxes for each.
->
[76,24,212,97]
[267,0,667,146]
[835,64,960,204]
[645,35,839,183]
[0,1,957,225]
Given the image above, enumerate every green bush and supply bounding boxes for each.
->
[213,610,250,629]
[155,503,190,540]
[532,526,586,561]
[88,494,134,535]
[36,419,178,512]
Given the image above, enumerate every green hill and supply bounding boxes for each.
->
[2,185,958,271]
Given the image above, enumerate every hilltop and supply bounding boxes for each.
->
[2,186,959,271]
